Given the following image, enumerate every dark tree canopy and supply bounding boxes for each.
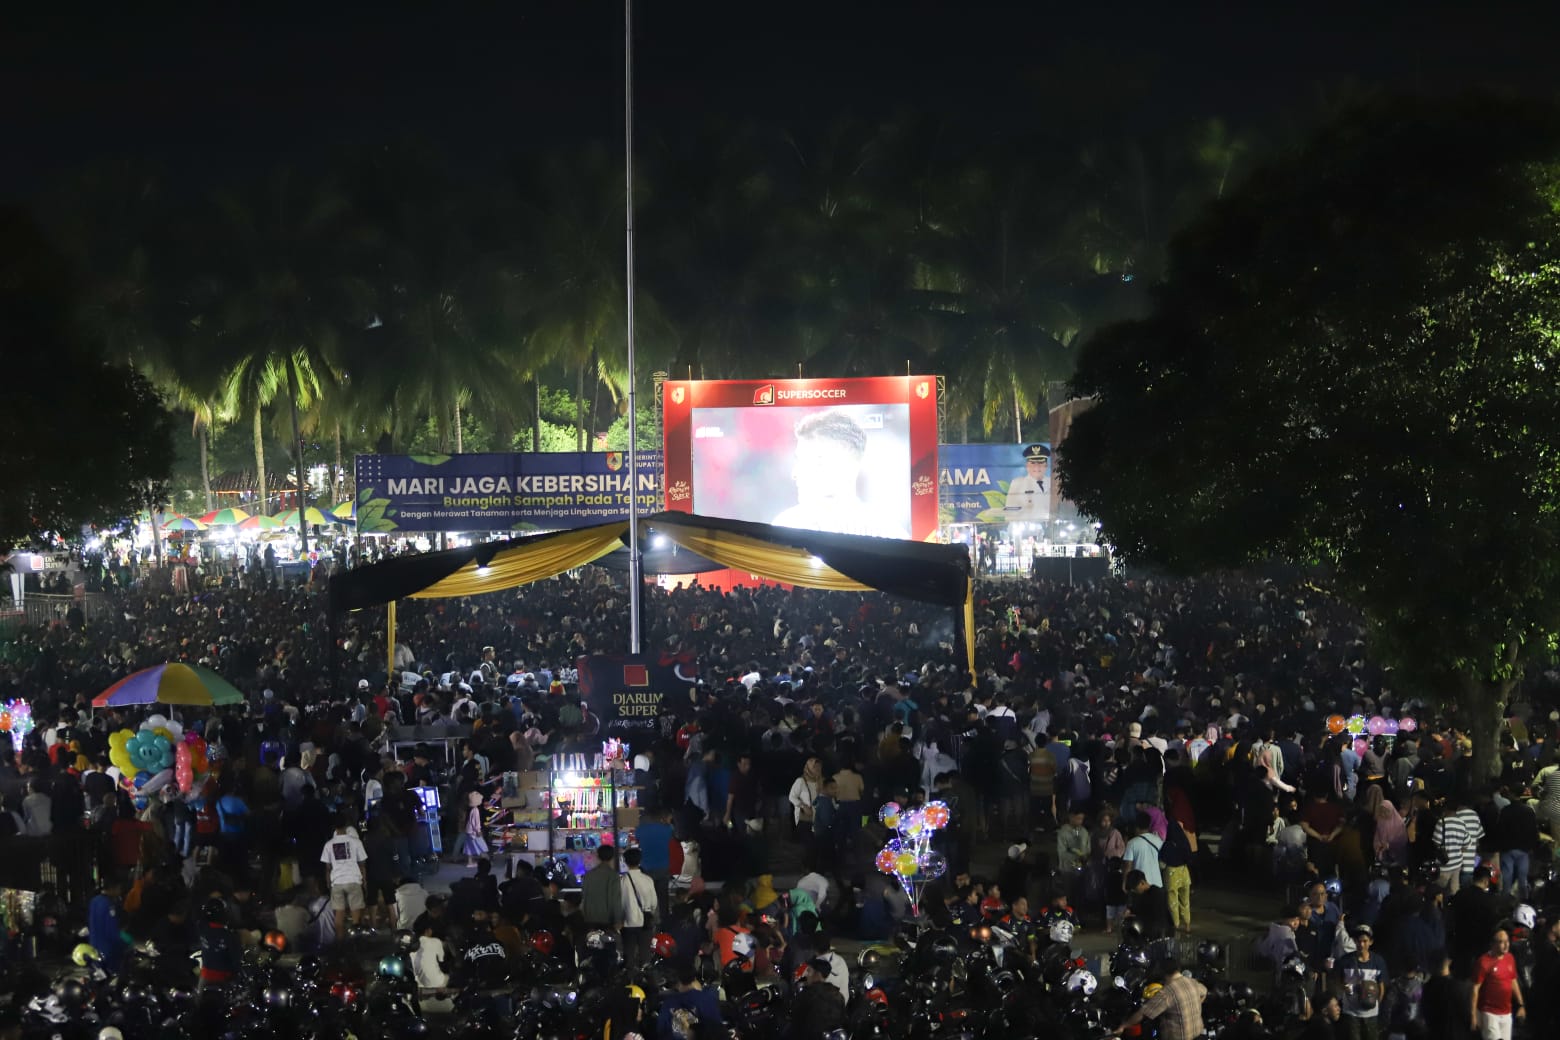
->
[1060,96,1560,774]
[0,209,176,550]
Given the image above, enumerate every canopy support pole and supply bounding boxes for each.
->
[386,600,397,683]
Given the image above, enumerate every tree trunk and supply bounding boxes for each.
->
[453,396,464,454]
[1014,395,1023,442]
[587,348,602,449]
[532,377,543,453]
[576,362,587,451]
[1466,676,1514,784]
[253,404,268,514]
[199,424,214,512]
[333,422,344,505]
[287,369,310,559]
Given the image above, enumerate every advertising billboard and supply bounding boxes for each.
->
[353,451,662,533]
[938,443,1053,525]
[576,651,699,734]
[662,376,939,539]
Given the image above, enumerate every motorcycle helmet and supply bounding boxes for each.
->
[199,898,227,924]
[927,934,960,964]
[1118,919,1145,946]
[1323,877,1343,898]
[1112,947,1150,973]
[1064,968,1098,996]
[1142,981,1165,1001]
[263,987,293,1010]
[1280,954,1307,978]
[1230,981,1255,1007]
[989,969,1019,995]
[1196,940,1224,967]
[729,931,757,961]
[858,948,883,971]
[1514,904,1537,930]
[1048,918,1076,945]
[71,943,102,968]
[394,929,418,952]
[262,930,287,954]
[532,930,557,956]
[377,956,406,979]
[626,984,647,1003]
[99,1029,125,1040]
[652,933,677,959]
[586,929,614,951]
[55,978,87,1009]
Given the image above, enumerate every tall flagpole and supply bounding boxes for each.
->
[625,0,642,654]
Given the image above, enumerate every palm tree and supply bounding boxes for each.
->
[510,145,630,450]
[205,171,361,556]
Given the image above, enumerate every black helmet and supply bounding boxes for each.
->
[199,898,227,924]
[55,978,87,1008]
[1118,919,1145,946]
[1196,940,1223,967]
[927,934,960,963]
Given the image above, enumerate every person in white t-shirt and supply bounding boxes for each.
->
[320,816,368,941]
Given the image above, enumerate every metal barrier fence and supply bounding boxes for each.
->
[5,592,118,627]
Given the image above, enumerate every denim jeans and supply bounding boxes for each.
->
[1500,849,1530,899]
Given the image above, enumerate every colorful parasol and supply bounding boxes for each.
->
[93,663,246,708]
[329,501,356,521]
[161,515,208,532]
[237,514,284,531]
[198,508,251,526]
[275,507,332,526]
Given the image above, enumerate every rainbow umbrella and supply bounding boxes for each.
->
[92,663,245,708]
[161,515,208,532]
[329,501,356,521]
[276,507,332,526]
[198,508,251,526]
[237,514,284,531]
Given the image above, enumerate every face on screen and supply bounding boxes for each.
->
[792,434,864,505]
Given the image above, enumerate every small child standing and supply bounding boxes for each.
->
[463,790,488,868]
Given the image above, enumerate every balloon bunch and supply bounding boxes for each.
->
[874,800,951,914]
[108,715,212,809]
[0,700,34,753]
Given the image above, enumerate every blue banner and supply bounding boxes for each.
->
[937,443,1053,525]
[354,451,663,533]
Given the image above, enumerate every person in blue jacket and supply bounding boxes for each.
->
[87,876,130,973]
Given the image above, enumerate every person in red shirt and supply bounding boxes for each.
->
[1471,928,1525,1040]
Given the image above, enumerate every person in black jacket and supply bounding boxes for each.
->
[1447,865,1500,974]
[1493,787,1539,900]
[788,958,846,1040]
[1124,870,1173,941]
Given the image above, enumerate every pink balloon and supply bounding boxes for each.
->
[175,741,194,794]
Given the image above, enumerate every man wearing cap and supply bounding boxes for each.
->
[1334,923,1388,1040]
[1004,444,1051,521]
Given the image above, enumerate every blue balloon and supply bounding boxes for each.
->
[132,773,148,789]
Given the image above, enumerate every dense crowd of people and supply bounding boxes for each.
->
[2,565,1560,1038]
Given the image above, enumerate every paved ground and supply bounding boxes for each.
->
[419,826,1281,984]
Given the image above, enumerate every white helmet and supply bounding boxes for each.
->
[1049,918,1076,945]
[730,931,756,959]
[1064,968,1098,995]
[1514,904,1537,930]
[100,1029,126,1040]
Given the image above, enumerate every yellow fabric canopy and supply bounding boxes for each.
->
[409,523,630,599]
[653,518,874,594]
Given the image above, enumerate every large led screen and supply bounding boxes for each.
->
[663,376,939,539]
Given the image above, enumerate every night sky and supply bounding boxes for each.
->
[5,2,1560,199]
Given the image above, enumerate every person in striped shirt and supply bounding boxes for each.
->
[1434,797,1485,894]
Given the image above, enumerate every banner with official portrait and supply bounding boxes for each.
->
[661,376,940,540]
[353,451,662,533]
[938,443,1053,525]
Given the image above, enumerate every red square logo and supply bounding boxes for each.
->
[623,663,650,687]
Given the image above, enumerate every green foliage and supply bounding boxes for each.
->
[1062,96,1560,774]
[0,209,177,549]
